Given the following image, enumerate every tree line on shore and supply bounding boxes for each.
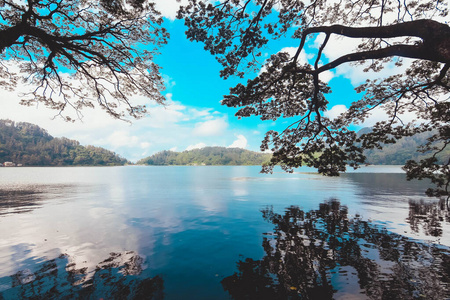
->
[359,128,449,166]
[1,120,447,167]
[138,129,448,167]
[137,147,272,166]
[0,120,128,166]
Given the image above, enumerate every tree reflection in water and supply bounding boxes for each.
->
[408,199,450,237]
[222,200,450,299]
[1,251,163,300]
[0,184,75,216]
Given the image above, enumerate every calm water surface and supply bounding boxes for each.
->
[0,166,449,299]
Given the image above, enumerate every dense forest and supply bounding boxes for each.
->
[137,147,272,166]
[359,128,449,165]
[138,129,448,167]
[1,119,446,167]
[0,120,128,166]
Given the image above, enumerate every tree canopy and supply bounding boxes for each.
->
[178,0,449,198]
[137,146,272,166]
[0,119,129,166]
[0,0,168,120]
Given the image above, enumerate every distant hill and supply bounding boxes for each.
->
[358,128,449,165]
[137,129,448,167]
[137,147,272,166]
[0,120,128,166]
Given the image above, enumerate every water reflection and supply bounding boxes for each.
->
[222,200,450,299]
[343,172,435,198]
[0,188,44,215]
[0,185,74,215]
[0,251,163,299]
[408,199,450,237]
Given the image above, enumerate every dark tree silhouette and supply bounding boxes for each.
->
[0,0,168,120]
[178,0,449,198]
[222,200,450,299]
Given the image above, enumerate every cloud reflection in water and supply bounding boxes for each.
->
[1,251,163,300]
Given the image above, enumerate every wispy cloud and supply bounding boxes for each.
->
[192,117,228,136]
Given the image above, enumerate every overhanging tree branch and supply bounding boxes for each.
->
[180,0,450,197]
[0,0,168,120]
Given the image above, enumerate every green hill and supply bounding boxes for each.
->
[2,119,443,168]
[138,129,448,167]
[137,147,272,166]
[0,120,128,166]
[358,128,449,165]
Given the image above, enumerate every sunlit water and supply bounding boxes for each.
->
[0,166,449,299]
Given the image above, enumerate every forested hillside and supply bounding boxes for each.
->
[4,119,443,167]
[137,147,272,166]
[0,120,128,166]
[138,130,448,167]
[359,128,449,165]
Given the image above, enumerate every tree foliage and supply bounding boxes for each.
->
[178,1,449,198]
[137,146,272,166]
[0,0,168,120]
[0,119,128,166]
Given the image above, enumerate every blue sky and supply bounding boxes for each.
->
[0,1,413,162]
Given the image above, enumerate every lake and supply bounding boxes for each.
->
[0,166,449,299]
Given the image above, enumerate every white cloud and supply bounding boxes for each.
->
[0,63,259,162]
[319,70,334,83]
[313,34,413,85]
[184,108,217,121]
[163,75,176,89]
[140,142,151,149]
[144,101,186,128]
[153,0,189,20]
[337,58,412,86]
[228,134,248,149]
[325,104,420,129]
[324,105,348,120]
[185,143,206,151]
[279,47,309,65]
[0,86,234,162]
[192,117,228,136]
[102,130,140,148]
[169,147,178,152]
[356,107,419,128]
